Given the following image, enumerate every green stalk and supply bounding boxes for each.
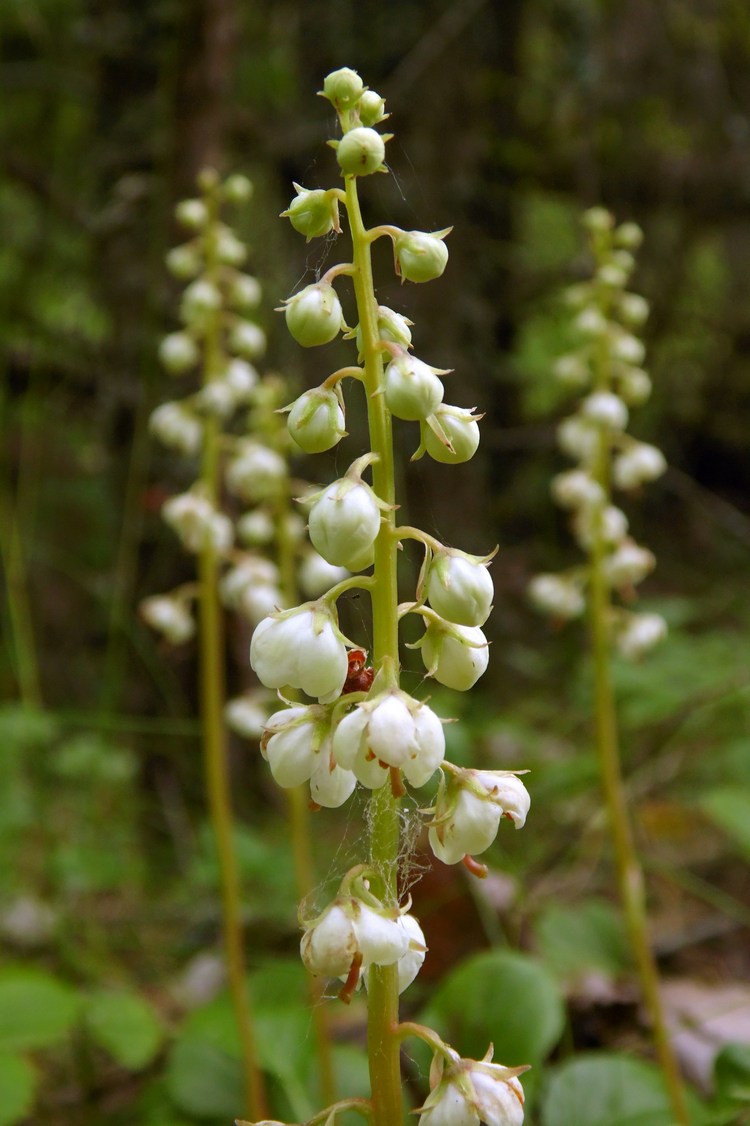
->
[345,174,404,1126]
[198,182,266,1121]
[588,269,688,1123]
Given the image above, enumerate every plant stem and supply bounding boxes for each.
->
[345,173,404,1126]
[199,182,266,1121]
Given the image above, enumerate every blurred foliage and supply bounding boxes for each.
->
[1,0,750,1122]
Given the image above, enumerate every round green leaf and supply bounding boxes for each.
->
[0,967,79,1052]
[535,899,632,981]
[165,1035,244,1118]
[420,949,565,1066]
[540,1054,674,1126]
[85,989,164,1070]
[0,1052,36,1126]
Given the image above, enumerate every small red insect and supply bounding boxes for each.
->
[342,648,375,695]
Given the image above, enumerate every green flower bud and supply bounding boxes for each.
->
[287,387,346,453]
[229,320,266,359]
[384,353,446,421]
[230,273,262,311]
[354,306,413,355]
[165,244,201,280]
[336,127,386,177]
[215,227,247,267]
[394,229,450,283]
[614,221,643,249]
[282,184,339,241]
[582,206,613,233]
[159,331,199,374]
[222,174,253,204]
[321,67,364,111]
[283,282,344,347]
[420,621,489,692]
[180,278,221,324]
[423,406,481,464]
[175,198,208,231]
[359,90,387,126]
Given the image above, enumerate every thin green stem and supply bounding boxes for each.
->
[198,183,266,1121]
[345,172,404,1126]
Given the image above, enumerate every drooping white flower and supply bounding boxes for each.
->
[602,540,655,588]
[428,768,530,866]
[581,391,629,431]
[300,895,408,979]
[417,1046,526,1126]
[616,611,667,659]
[612,441,667,490]
[140,595,195,645]
[249,601,349,701]
[225,441,287,503]
[260,705,355,807]
[149,401,203,455]
[550,469,605,512]
[419,621,489,692]
[384,352,446,422]
[162,491,233,555]
[297,550,348,599]
[528,573,585,620]
[333,688,445,788]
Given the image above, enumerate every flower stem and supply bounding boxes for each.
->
[198,180,266,1121]
[345,171,404,1126]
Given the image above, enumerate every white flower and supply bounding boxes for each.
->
[428,769,530,866]
[180,278,221,323]
[612,441,667,490]
[236,509,275,547]
[420,621,489,692]
[573,504,628,550]
[195,377,236,419]
[423,549,494,627]
[162,492,233,554]
[283,282,344,347]
[528,573,585,619]
[225,693,269,740]
[159,331,198,375]
[149,402,202,455]
[140,595,195,644]
[229,319,266,360]
[552,353,589,388]
[300,896,408,979]
[225,441,287,503]
[611,331,646,366]
[298,551,348,599]
[308,476,381,571]
[359,912,427,995]
[581,391,628,431]
[260,706,355,806]
[616,612,667,659]
[551,469,605,512]
[602,541,655,587]
[230,273,262,310]
[617,367,652,406]
[557,415,599,465]
[333,688,445,788]
[418,1047,526,1126]
[423,405,481,464]
[223,358,258,401]
[287,386,346,453]
[220,556,283,624]
[249,601,349,701]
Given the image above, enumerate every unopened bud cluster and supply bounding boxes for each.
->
[244,68,530,1125]
[529,209,667,659]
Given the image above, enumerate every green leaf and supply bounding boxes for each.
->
[165,1035,244,1119]
[419,949,565,1066]
[534,899,632,981]
[713,1041,750,1107]
[84,989,164,1070]
[0,967,79,1051]
[0,1052,36,1126]
[700,787,750,859]
[540,1054,675,1126]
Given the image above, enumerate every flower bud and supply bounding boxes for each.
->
[424,550,494,627]
[216,227,247,267]
[615,220,643,249]
[195,377,236,419]
[180,278,221,323]
[175,198,208,231]
[602,541,655,588]
[575,306,608,337]
[261,705,324,788]
[385,353,446,421]
[618,292,649,326]
[283,282,344,347]
[282,184,339,241]
[617,367,652,406]
[355,306,413,353]
[308,476,381,570]
[552,353,589,388]
[582,206,613,232]
[236,508,275,547]
[597,262,628,288]
[225,441,287,503]
[165,244,201,280]
[140,595,195,645]
[336,126,387,177]
[358,90,387,126]
[394,229,450,284]
[230,273,262,311]
[611,331,646,366]
[428,769,530,867]
[225,693,268,740]
[229,319,267,359]
[149,402,202,455]
[581,390,629,431]
[159,332,199,375]
[420,621,489,691]
[528,573,585,619]
[223,358,258,401]
[423,406,481,464]
[162,492,233,555]
[550,469,605,512]
[556,415,599,464]
[287,386,346,453]
[573,504,628,550]
[321,67,364,111]
[333,689,445,789]
[612,442,667,490]
[298,550,348,599]
[249,601,349,701]
[222,173,253,203]
[616,611,667,659]
[220,556,280,618]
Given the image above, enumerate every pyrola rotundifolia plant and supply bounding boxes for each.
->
[529,209,689,1126]
[242,68,530,1126]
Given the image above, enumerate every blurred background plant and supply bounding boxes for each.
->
[1,2,750,1124]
